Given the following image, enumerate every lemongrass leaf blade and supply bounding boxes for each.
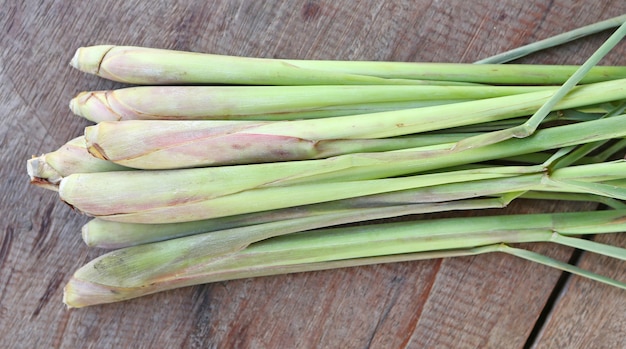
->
[499,245,626,290]
[456,22,626,151]
[476,14,626,64]
[550,234,626,262]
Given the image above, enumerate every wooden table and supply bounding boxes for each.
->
[2,1,625,347]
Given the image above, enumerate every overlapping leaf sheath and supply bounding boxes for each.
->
[82,193,517,249]
[70,45,626,85]
[69,85,551,122]
[59,115,626,224]
[27,136,130,190]
[63,209,626,307]
[83,79,626,169]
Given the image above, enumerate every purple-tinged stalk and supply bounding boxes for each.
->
[69,85,551,122]
[27,136,130,190]
[70,45,626,86]
[59,116,626,224]
[83,78,626,170]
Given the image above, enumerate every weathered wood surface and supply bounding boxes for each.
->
[1,1,625,348]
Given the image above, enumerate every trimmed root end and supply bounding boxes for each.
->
[63,277,117,308]
[27,156,61,191]
[69,45,115,74]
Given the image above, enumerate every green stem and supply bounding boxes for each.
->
[59,116,626,224]
[84,197,508,249]
[499,245,626,290]
[550,233,626,261]
[63,209,626,307]
[71,45,626,85]
[70,85,552,122]
[85,79,626,170]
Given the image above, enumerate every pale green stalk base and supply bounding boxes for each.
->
[83,79,626,170]
[27,136,129,190]
[83,196,514,249]
[70,85,552,122]
[59,116,626,224]
[82,171,625,249]
[63,209,626,308]
[84,120,475,169]
[70,45,626,86]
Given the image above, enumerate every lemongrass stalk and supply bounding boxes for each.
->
[455,21,626,151]
[288,61,626,84]
[274,115,626,185]
[476,14,626,64]
[27,136,130,190]
[63,209,626,307]
[84,79,626,170]
[75,97,468,123]
[428,109,605,134]
[84,196,510,249]
[70,85,552,122]
[61,164,538,223]
[70,45,626,86]
[83,168,621,245]
[84,121,476,169]
[60,159,626,224]
[82,190,504,248]
[82,186,625,249]
[59,116,626,223]
[69,45,463,86]
[63,246,494,308]
[110,166,626,224]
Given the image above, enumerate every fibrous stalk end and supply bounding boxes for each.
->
[70,91,123,122]
[63,276,121,308]
[69,45,115,74]
[27,155,61,191]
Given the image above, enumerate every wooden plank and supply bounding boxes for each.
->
[531,232,626,349]
[1,1,625,348]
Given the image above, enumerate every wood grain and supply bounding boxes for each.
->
[531,232,626,349]
[1,1,625,348]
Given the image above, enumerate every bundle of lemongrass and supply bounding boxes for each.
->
[27,15,626,308]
